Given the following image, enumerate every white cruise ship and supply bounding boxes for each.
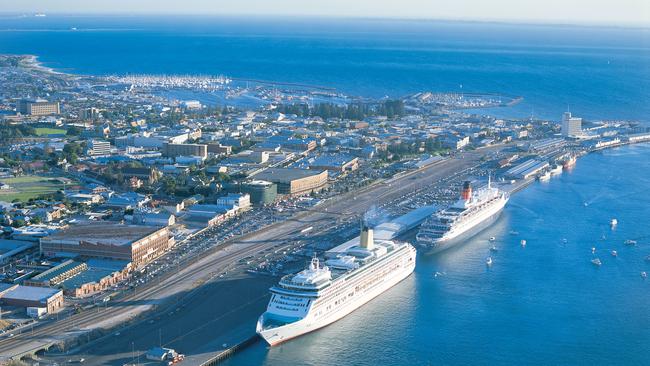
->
[256,224,416,346]
[416,179,509,253]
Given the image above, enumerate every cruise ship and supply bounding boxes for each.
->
[416,179,509,253]
[256,224,416,346]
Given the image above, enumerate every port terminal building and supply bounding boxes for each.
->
[40,223,173,268]
[504,159,549,180]
[326,205,437,258]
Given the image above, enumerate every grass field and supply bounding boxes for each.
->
[34,127,67,136]
[0,175,68,202]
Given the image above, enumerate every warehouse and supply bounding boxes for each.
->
[308,154,359,173]
[505,159,549,179]
[40,223,173,267]
[253,168,327,196]
[0,284,64,314]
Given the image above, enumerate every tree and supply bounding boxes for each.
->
[161,177,176,195]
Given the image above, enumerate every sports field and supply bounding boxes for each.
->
[0,175,69,202]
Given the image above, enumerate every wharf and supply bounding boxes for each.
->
[182,324,260,366]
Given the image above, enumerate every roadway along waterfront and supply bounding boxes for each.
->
[0,145,506,362]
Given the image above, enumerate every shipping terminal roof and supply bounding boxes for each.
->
[41,223,164,246]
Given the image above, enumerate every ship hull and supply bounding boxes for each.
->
[418,204,506,255]
[257,247,416,346]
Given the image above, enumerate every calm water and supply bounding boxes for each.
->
[0,15,649,122]
[225,143,650,366]
[1,16,649,364]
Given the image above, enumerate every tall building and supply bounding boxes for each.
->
[87,140,111,156]
[17,99,60,116]
[561,112,582,137]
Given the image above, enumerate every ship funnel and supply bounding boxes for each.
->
[360,220,374,250]
[461,181,472,201]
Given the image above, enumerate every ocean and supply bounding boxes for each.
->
[1,15,649,365]
[0,15,648,122]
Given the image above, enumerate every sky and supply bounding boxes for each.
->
[0,0,648,26]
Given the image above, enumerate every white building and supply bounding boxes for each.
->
[216,193,251,210]
[561,112,582,138]
[87,140,111,156]
[181,100,202,109]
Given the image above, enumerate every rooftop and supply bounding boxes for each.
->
[254,168,325,183]
[41,223,164,247]
[31,259,86,283]
[2,285,61,302]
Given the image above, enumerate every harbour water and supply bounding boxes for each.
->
[225,143,650,366]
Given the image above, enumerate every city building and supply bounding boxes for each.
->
[0,284,64,314]
[87,140,112,156]
[216,193,251,210]
[561,112,582,137]
[40,223,173,267]
[80,107,101,120]
[58,259,130,298]
[121,167,159,183]
[162,143,208,159]
[131,211,176,227]
[17,98,60,116]
[25,259,87,287]
[442,135,470,150]
[206,143,232,155]
[181,100,202,109]
[505,159,550,179]
[241,180,277,205]
[309,154,359,173]
[253,168,328,196]
[526,138,565,153]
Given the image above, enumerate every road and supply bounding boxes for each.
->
[0,145,505,362]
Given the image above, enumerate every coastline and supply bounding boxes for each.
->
[19,54,65,75]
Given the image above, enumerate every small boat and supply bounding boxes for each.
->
[562,238,568,244]
[624,239,637,246]
[611,250,618,257]
[489,237,496,242]
[610,218,618,227]
[642,272,647,279]
[486,257,493,266]
[591,247,596,254]
[490,246,498,252]
[538,171,551,182]
[591,258,602,266]
[520,239,527,247]
[550,165,563,175]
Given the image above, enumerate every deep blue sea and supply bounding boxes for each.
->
[1,15,649,365]
[0,15,648,122]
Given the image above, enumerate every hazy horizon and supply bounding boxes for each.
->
[1,0,648,27]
